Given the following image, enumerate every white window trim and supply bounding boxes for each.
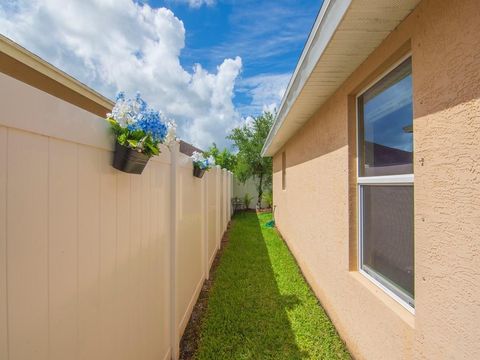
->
[359,268,415,314]
[358,174,413,185]
[356,53,415,313]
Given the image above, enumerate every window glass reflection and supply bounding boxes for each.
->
[359,58,413,177]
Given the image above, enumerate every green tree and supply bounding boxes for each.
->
[228,111,274,208]
[204,143,237,172]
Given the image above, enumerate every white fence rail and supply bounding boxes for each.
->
[0,72,232,360]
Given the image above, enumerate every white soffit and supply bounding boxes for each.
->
[262,0,420,157]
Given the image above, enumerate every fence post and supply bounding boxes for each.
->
[221,169,225,235]
[169,141,179,360]
[223,169,227,231]
[215,165,221,250]
[228,171,232,219]
[228,171,231,219]
[203,170,209,280]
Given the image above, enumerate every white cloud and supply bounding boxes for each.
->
[0,0,239,149]
[173,0,216,8]
[237,73,291,116]
[244,115,255,129]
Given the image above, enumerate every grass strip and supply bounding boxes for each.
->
[195,211,351,359]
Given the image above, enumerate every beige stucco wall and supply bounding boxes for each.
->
[272,0,480,359]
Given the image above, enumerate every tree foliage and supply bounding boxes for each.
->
[227,111,274,207]
[204,143,237,172]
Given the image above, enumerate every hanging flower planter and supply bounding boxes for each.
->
[112,141,150,174]
[191,151,215,179]
[106,92,177,175]
[193,166,206,178]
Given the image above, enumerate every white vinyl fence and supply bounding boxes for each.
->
[0,70,233,360]
[233,176,268,209]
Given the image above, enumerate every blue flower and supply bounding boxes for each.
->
[191,152,214,170]
[135,92,147,113]
[108,91,169,152]
[115,91,125,102]
[129,108,167,142]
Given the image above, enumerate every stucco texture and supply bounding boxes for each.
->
[272,0,480,359]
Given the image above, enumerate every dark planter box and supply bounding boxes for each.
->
[193,167,206,178]
[112,142,149,174]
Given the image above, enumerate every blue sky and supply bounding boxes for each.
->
[0,0,321,148]
[156,0,322,115]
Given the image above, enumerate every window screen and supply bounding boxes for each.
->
[361,185,414,302]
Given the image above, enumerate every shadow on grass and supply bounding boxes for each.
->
[195,211,306,359]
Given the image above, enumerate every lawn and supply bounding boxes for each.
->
[195,211,351,359]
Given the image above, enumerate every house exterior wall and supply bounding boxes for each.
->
[272,0,480,359]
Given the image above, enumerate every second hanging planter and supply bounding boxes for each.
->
[193,167,206,178]
[191,151,215,179]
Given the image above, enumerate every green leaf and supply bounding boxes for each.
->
[145,142,160,156]
[131,130,145,140]
[127,139,138,148]
[118,133,127,145]
[106,118,124,136]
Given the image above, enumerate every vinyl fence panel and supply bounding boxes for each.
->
[0,67,231,360]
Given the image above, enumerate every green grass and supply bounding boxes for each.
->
[195,212,351,359]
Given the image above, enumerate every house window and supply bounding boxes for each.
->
[357,57,414,310]
[282,151,286,190]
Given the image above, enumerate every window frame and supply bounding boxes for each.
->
[282,151,286,191]
[355,53,415,313]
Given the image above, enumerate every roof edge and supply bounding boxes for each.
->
[262,0,352,157]
[0,34,114,115]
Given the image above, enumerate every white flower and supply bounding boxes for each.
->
[191,151,204,163]
[164,120,177,146]
[110,96,141,128]
[207,155,215,166]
